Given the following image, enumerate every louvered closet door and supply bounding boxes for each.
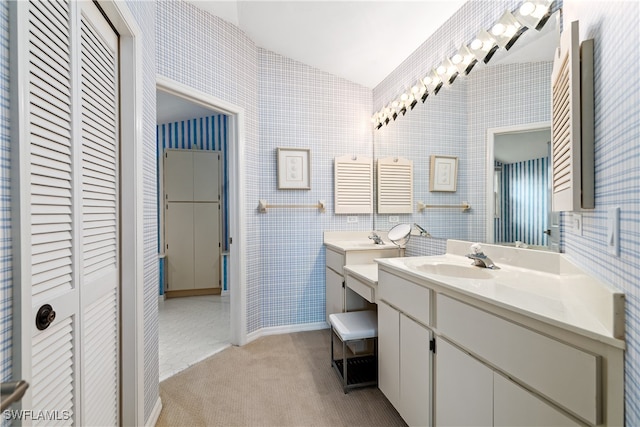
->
[23,1,120,425]
[78,2,119,426]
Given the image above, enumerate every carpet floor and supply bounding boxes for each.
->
[156,329,407,427]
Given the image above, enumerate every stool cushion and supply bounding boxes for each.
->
[329,310,377,341]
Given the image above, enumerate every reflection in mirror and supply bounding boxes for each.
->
[486,124,558,251]
[373,11,560,245]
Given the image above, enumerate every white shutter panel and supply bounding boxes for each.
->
[83,289,118,427]
[377,157,413,214]
[79,2,119,425]
[334,155,373,214]
[31,317,74,425]
[551,21,593,212]
[29,0,74,302]
[80,10,118,278]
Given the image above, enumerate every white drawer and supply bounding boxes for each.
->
[437,294,600,425]
[325,248,345,273]
[346,274,375,303]
[378,270,430,326]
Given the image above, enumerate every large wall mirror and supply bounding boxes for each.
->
[373,11,560,248]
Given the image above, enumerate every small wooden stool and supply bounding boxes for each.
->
[329,310,378,393]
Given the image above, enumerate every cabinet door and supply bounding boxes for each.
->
[400,314,431,427]
[494,373,581,427]
[166,202,195,290]
[194,151,220,202]
[378,301,400,409]
[436,338,493,426]
[194,203,220,289]
[164,150,194,201]
[325,267,344,321]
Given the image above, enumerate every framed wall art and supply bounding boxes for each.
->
[277,147,311,190]
[429,155,458,192]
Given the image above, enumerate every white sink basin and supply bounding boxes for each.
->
[411,262,494,279]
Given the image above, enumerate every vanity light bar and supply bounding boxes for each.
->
[372,0,554,130]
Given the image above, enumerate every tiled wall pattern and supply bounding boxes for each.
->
[157,115,230,254]
[496,157,549,246]
[560,2,640,424]
[123,1,159,422]
[258,48,373,327]
[0,0,10,397]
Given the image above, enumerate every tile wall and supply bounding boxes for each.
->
[0,0,10,397]
[257,49,372,327]
[123,0,159,421]
[560,2,640,423]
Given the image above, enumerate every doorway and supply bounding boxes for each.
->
[486,122,558,250]
[155,81,244,380]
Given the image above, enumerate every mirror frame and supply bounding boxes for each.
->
[485,121,551,244]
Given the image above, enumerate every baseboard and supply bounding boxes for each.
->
[145,396,162,427]
[246,321,329,343]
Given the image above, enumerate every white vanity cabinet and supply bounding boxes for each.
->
[323,241,398,322]
[376,257,625,427]
[436,338,493,426]
[436,338,579,427]
[378,270,432,427]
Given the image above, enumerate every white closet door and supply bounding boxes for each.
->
[193,151,220,202]
[20,1,120,425]
[27,1,77,423]
[166,202,195,290]
[194,203,220,289]
[164,149,194,201]
[78,2,119,426]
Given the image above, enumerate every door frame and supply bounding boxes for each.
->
[156,75,247,348]
[485,121,551,245]
[10,1,146,426]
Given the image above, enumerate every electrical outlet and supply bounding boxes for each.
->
[572,213,583,235]
[389,216,399,223]
[347,216,358,224]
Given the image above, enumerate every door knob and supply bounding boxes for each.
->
[543,229,551,235]
[36,304,56,330]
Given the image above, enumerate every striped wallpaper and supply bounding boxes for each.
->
[495,157,549,246]
[156,114,229,255]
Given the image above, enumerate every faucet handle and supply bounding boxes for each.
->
[470,242,483,255]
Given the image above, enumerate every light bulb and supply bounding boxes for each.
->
[400,93,408,101]
[451,54,463,64]
[491,23,505,36]
[470,38,483,50]
[411,85,420,94]
[392,100,399,108]
[519,2,535,16]
[423,76,432,85]
[533,4,548,18]
[436,65,447,75]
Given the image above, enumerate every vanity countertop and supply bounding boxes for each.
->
[323,231,399,253]
[343,264,378,286]
[376,240,625,348]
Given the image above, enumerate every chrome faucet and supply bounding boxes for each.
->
[466,243,500,269]
[368,231,384,245]
[414,223,431,237]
